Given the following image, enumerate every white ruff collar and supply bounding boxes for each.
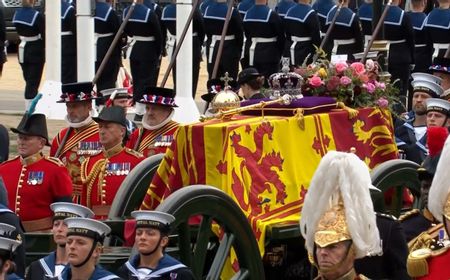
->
[142,110,174,130]
[65,115,94,129]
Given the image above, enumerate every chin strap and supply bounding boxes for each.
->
[73,240,98,268]
[140,237,163,256]
[315,242,355,276]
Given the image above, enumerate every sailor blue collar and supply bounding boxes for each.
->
[326,6,355,27]
[285,3,314,23]
[244,5,272,22]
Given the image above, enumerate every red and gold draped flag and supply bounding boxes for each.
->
[141,107,398,255]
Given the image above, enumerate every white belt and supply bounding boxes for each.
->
[415,44,426,48]
[290,36,311,65]
[19,35,41,63]
[332,38,355,55]
[94,33,114,61]
[389,39,406,44]
[208,34,235,63]
[249,37,277,66]
[364,35,371,48]
[433,43,448,58]
[126,36,156,59]
[241,35,247,59]
[61,31,73,36]
[167,32,198,59]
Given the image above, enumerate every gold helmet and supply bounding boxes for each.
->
[300,151,381,259]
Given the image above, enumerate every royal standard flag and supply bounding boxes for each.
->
[141,107,398,256]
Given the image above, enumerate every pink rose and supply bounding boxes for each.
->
[350,62,366,75]
[364,82,376,93]
[375,81,386,90]
[377,97,389,108]
[359,74,369,83]
[340,76,352,86]
[335,62,348,73]
[327,76,341,91]
[309,75,323,88]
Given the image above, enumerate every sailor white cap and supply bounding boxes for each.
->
[426,98,450,115]
[50,202,95,220]
[100,88,131,100]
[0,223,21,253]
[65,218,111,243]
[411,72,442,86]
[131,211,175,230]
[411,79,444,98]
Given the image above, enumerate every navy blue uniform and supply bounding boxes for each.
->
[12,6,45,100]
[94,2,121,99]
[357,2,372,47]
[242,4,285,79]
[237,0,255,18]
[384,5,414,99]
[123,3,162,103]
[399,209,438,242]
[0,204,25,278]
[142,0,165,84]
[394,118,427,164]
[61,1,77,83]
[283,3,321,66]
[161,4,204,96]
[424,7,450,59]
[407,11,433,73]
[200,0,215,15]
[355,213,410,280]
[54,265,121,280]
[26,252,64,280]
[117,254,194,280]
[275,0,296,18]
[312,0,335,36]
[203,2,244,81]
[325,6,364,60]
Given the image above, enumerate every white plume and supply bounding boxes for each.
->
[428,135,450,222]
[300,151,382,259]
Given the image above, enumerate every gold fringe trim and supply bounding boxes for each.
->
[407,248,431,277]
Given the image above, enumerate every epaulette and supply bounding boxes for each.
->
[44,156,65,167]
[125,148,144,158]
[407,243,449,277]
[0,156,20,165]
[376,212,397,220]
[399,209,420,222]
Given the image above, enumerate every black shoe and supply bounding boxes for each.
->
[134,114,143,122]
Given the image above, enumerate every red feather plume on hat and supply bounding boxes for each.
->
[427,126,449,157]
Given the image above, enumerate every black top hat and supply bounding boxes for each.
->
[11,113,49,145]
[201,78,224,102]
[57,82,98,103]
[201,78,240,102]
[93,106,127,128]
[430,57,450,75]
[137,87,177,107]
[237,68,261,85]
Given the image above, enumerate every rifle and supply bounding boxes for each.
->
[160,0,201,87]
[92,1,136,85]
[204,0,235,113]
[360,0,392,63]
[312,1,344,63]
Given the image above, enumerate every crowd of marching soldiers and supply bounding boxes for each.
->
[9,0,449,110]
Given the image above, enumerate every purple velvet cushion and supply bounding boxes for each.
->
[240,96,337,116]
